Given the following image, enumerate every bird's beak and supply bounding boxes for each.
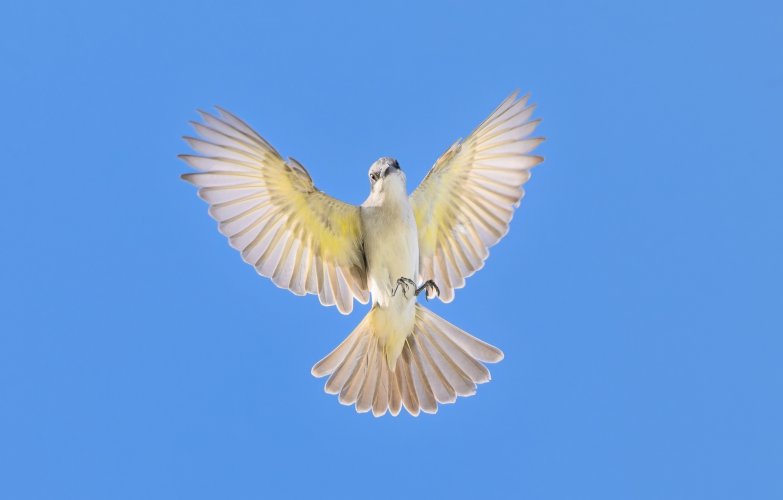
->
[383,165,400,178]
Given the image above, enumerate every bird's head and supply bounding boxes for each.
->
[368,157,405,194]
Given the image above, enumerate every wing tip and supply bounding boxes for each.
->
[196,108,215,120]
[527,154,545,168]
[214,104,237,120]
[181,136,205,149]
[180,172,198,185]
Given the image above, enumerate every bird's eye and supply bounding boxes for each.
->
[370,172,379,182]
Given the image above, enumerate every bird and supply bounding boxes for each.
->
[180,91,544,416]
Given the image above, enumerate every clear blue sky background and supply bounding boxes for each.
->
[1,1,781,498]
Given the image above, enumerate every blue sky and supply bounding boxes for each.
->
[1,1,781,498]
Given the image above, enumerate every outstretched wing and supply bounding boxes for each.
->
[410,92,544,302]
[181,108,369,314]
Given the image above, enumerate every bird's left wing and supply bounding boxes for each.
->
[410,92,544,302]
[181,108,369,314]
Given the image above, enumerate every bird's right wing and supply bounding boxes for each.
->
[410,92,544,302]
[181,108,369,314]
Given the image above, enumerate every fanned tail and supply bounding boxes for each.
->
[311,304,503,417]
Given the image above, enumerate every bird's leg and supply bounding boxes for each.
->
[392,277,417,298]
[415,280,440,300]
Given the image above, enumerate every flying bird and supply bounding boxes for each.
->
[181,92,544,416]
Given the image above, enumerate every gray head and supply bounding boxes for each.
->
[368,157,402,190]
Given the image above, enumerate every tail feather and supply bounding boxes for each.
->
[406,340,438,413]
[416,330,476,397]
[324,333,368,395]
[389,367,402,416]
[356,339,382,413]
[312,304,503,416]
[424,323,491,384]
[312,313,368,379]
[419,306,504,363]
[372,358,391,416]
[396,352,420,416]
[410,331,457,404]
[338,359,364,405]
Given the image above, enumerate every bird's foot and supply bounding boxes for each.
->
[415,280,440,300]
[392,277,417,298]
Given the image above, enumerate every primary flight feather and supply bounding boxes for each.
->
[181,91,544,416]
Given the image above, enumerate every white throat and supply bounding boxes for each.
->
[364,173,408,208]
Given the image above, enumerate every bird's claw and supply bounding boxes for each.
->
[392,278,440,300]
[392,277,417,298]
[415,280,440,300]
